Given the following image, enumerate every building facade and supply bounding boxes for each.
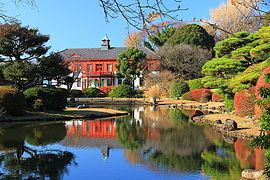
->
[59,35,160,90]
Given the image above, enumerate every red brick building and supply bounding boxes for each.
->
[59,35,160,90]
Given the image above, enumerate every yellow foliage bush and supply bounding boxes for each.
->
[144,84,169,98]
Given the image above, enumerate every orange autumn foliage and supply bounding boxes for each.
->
[234,86,255,117]
[254,66,270,118]
[124,32,145,47]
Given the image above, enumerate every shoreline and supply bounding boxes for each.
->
[0,107,129,123]
[68,97,261,139]
[0,97,262,140]
[192,115,259,139]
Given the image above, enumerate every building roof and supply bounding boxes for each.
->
[60,47,160,60]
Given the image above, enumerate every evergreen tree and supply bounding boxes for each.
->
[116,47,146,88]
[166,24,215,49]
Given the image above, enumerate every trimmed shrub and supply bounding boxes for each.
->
[212,93,222,102]
[201,77,228,89]
[202,58,247,77]
[254,66,270,118]
[181,92,193,101]
[84,87,104,97]
[99,86,114,94]
[134,89,144,98]
[169,79,189,98]
[214,37,245,58]
[224,94,234,111]
[188,77,228,90]
[187,78,204,90]
[108,85,134,98]
[23,87,68,111]
[250,44,270,61]
[0,87,25,115]
[181,109,196,117]
[228,59,270,93]
[190,88,212,102]
[69,89,83,98]
[234,87,255,117]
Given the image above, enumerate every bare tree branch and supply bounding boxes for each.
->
[98,0,187,30]
[0,2,17,23]
[12,0,36,7]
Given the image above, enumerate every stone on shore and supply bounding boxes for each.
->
[223,119,238,131]
[241,169,265,180]
[215,119,222,124]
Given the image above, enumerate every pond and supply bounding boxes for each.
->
[0,106,265,180]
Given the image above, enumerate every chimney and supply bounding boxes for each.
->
[101,35,110,50]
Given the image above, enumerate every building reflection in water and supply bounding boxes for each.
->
[63,106,266,176]
[64,119,117,159]
[66,119,116,138]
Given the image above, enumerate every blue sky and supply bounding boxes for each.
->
[2,0,225,52]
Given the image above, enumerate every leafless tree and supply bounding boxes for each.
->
[144,70,177,89]
[5,0,186,30]
[0,2,16,22]
[158,44,212,80]
[99,0,186,30]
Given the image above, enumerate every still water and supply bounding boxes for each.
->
[0,106,265,180]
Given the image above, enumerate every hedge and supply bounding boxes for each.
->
[212,93,222,102]
[99,86,114,93]
[224,94,234,111]
[0,87,25,115]
[254,67,270,118]
[84,87,104,97]
[187,78,204,90]
[234,87,255,117]
[181,92,193,101]
[109,85,134,98]
[190,88,212,103]
[170,79,189,98]
[69,89,83,98]
[23,87,68,111]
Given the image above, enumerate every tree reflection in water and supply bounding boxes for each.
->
[116,117,146,151]
[0,106,264,179]
[201,141,242,180]
[119,106,264,178]
[117,107,211,172]
[0,123,76,180]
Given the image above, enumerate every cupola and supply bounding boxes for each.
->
[101,35,110,50]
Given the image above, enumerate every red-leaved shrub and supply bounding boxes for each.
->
[254,67,270,118]
[99,86,114,93]
[212,93,221,102]
[234,86,255,117]
[190,88,212,102]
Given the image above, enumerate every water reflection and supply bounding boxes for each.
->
[63,106,266,179]
[0,106,266,180]
[0,124,75,179]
